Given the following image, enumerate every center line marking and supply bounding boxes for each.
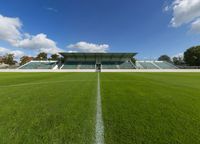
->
[95,72,104,144]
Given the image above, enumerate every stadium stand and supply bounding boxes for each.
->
[101,61,135,69]
[153,61,178,69]
[136,61,177,69]
[102,62,118,69]
[19,61,57,69]
[61,62,79,69]
[59,53,137,71]
[79,62,95,69]
[118,61,135,69]
[17,53,178,71]
[136,61,159,69]
[0,63,9,69]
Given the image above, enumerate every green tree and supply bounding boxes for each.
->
[34,52,47,60]
[2,54,16,65]
[158,55,172,63]
[49,54,60,60]
[173,56,184,65]
[20,56,33,65]
[184,46,200,66]
[0,56,3,64]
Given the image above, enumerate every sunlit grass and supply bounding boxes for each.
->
[0,73,97,144]
[101,73,200,144]
[1,72,200,144]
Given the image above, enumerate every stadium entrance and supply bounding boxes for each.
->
[96,64,101,72]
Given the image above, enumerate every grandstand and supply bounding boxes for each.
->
[153,61,178,69]
[136,61,159,69]
[0,63,9,69]
[19,61,57,69]
[18,53,178,71]
[136,61,178,69]
[59,53,136,71]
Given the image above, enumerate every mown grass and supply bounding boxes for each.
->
[0,73,97,144]
[101,73,200,144]
[1,72,200,144]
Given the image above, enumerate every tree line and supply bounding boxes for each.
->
[0,52,60,66]
[157,45,200,66]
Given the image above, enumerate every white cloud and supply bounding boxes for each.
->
[163,6,170,12]
[0,14,22,44]
[0,47,10,54]
[191,18,200,33]
[67,50,78,53]
[11,50,25,58]
[170,0,200,27]
[45,7,58,13]
[14,33,61,54]
[0,14,62,54]
[173,52,184,58]
[0,47,25,59]
[67,41,109,53]
[166,0,200,33]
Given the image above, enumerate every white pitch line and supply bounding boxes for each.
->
[95,73,104,144]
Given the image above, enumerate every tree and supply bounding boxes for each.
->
[158,55,172,63]
[49,54,60,61]
[2,54,16,65]
[0,56,3,64]
[173,56,184,65]
[34,52,47,60]
[20,56,33,66]
[184,46,200,66]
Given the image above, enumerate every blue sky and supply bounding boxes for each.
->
[0,0,200,60]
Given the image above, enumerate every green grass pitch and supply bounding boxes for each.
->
[0,72,200,144]
[0,73,97,144]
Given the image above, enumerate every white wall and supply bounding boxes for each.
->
[1,69,200,72]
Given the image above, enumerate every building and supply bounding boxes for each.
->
[18,52,178,71]
[59,53,136,71]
